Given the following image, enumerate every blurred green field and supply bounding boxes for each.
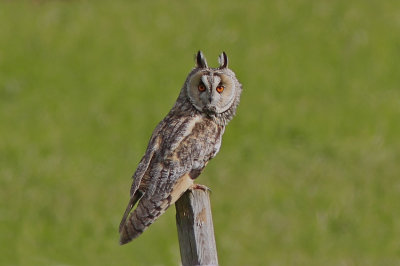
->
[1,0,400,265]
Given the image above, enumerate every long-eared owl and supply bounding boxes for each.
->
[119,51,242,244]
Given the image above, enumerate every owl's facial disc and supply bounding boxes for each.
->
[187,70,236,115]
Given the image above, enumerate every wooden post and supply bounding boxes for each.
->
[175,187,219,266]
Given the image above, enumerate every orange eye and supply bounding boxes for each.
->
[216,85,224,93]
[198,83,206,92]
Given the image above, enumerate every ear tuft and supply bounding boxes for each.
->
[218,51,228,69]
[196,51,208,68]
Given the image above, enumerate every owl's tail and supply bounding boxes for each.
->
[119,195,173,245]
[119,173,194,245]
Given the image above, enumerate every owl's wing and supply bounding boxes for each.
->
[118,123,163,233]
[119,117,224,244]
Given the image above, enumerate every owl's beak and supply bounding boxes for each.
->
[203,104,217,115]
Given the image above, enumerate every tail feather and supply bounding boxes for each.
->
[119,191,143,233]
[119,173,194,245]
[119,197,171,245]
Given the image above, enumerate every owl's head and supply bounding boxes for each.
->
[184,51,242,122]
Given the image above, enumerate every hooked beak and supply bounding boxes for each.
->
[203,104,217,115]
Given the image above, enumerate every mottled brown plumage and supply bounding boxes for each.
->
[119,51,242,244]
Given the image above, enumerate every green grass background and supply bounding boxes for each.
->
[1,0,400,265]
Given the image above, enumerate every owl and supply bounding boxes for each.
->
[119,51,242,245]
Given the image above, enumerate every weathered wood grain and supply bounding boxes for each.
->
[175,187,218,266]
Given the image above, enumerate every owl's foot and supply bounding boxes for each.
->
[189,183,211,192]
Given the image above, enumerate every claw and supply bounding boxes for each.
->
[189,184,212,193]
